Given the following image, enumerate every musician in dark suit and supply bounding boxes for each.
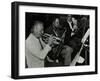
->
[44,17,73,66]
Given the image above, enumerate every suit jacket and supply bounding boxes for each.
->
[25,34,51,68]
[63,22,72,45]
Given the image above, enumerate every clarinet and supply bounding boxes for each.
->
[49,29,67,62]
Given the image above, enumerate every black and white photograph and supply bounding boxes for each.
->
[25,13,90,68]
[11,1,97,79]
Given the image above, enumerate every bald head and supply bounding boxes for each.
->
[31,21,44,38]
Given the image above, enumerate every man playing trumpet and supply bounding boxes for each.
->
[25,21,55,68]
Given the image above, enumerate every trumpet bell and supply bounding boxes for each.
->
[42,33,61,45]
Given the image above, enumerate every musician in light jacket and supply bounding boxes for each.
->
[25,21,54,68]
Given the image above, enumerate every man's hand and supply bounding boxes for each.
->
[47,35,55,47]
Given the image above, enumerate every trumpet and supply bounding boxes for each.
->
[42,33,61,45]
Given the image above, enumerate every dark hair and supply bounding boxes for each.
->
[31,21,43,33]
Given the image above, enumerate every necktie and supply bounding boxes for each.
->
[39,38,44,49]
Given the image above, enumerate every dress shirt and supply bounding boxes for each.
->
[67,21,74,31]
